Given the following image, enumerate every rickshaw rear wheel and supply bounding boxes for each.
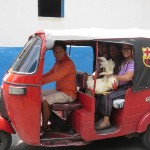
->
[140,126,150,150]
[0,130,12,150]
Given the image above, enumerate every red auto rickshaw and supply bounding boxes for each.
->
[0,28,150,150]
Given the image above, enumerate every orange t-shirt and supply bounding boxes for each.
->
[42,56,77,99]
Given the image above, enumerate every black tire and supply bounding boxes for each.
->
[140,126,150,150]
[0,131,12,150]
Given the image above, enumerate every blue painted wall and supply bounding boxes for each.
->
[0,47,21,84]
[0,47,93,89]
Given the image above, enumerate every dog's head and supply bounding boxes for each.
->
[98,57,115,76]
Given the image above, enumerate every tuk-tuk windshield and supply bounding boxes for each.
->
[9,37,42,74]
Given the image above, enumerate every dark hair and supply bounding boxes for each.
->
[109,43,120,50]
[121,44,133,50]
[53,41,66,51]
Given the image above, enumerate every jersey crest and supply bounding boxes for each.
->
[142,47,150,67]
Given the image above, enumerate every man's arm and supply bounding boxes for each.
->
[42,61,74,85]
[42,67,54,78]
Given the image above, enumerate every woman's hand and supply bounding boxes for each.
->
[114,71,134,82]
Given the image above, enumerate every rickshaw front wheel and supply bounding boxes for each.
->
[0,130,12,150]
[140,126,150,150]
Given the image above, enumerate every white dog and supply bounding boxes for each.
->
[87,57,118,94]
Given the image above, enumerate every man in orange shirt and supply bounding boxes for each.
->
[41,41,77,134]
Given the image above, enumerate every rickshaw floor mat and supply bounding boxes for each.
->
[96,125,117,134]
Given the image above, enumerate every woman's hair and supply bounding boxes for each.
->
[121,44,133,50]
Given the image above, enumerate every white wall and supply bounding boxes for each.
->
[0,0,150,46]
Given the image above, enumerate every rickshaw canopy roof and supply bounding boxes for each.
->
[42,28,150,92]
[44,27,150,41]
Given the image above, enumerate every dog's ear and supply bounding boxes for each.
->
[98,57,107,62]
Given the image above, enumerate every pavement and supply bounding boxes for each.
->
[9,134,147,150]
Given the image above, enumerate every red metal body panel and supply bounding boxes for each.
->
[1,33,46,145]
[2,80,41,145]
[137,112,150,133]
[3,73,40,85]
[0,116,15,134]
[122,88,150,134]
[72,92,97,141]
[72,87,150,142]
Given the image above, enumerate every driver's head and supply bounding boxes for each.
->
[53,41,67,61]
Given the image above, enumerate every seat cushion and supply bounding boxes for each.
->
[113,99,125,109]
[50,101,82,111]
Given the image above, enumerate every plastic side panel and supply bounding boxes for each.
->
[71,92,96,141]
[137,112,150,133]
[0,116,15,133]
[77,91,95,113]
[72,108,95,141]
